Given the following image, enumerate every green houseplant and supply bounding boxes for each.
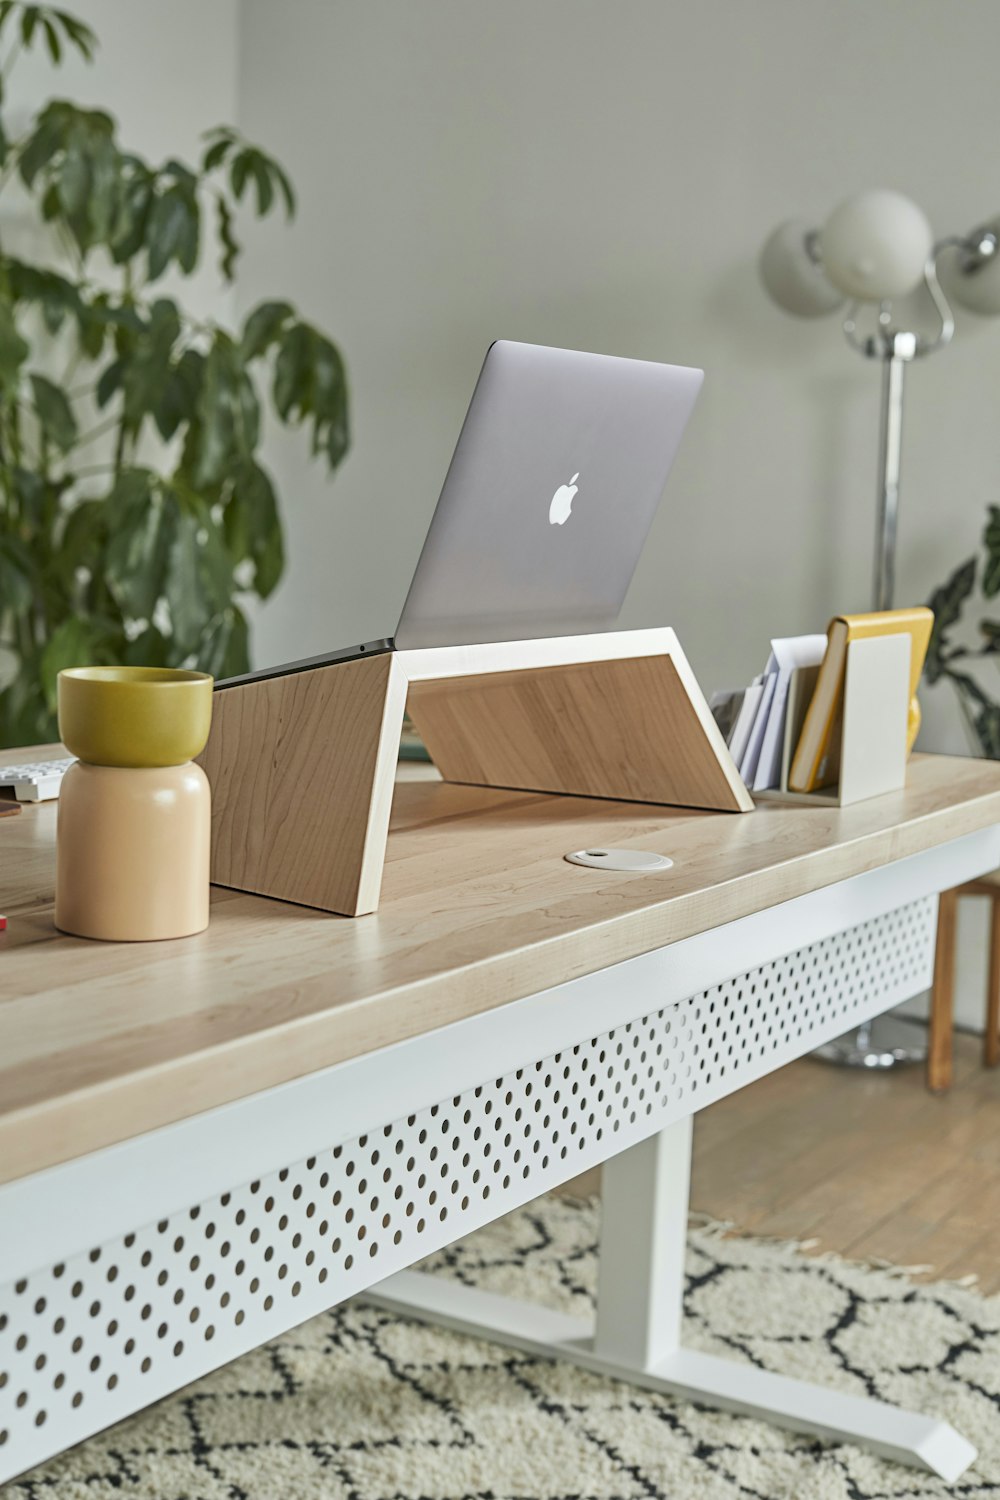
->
[926,507,1000,758]
[0,3,349,747]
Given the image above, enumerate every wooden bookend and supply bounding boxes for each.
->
[199,628,751,917]
[199,652,406,916]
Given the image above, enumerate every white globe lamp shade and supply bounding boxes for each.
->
[939,215,1000,316]
[820,190,933,302]
[759,219,845,317]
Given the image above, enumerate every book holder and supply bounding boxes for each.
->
[198,628,753,916]
[762,632,912,808]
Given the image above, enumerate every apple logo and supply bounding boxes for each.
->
[549,472,579,526]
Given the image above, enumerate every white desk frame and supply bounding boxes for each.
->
[2,826,997,1486]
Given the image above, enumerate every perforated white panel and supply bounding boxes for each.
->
[0,896,936,1482]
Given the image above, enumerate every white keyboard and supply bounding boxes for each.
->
[0,757,76,802]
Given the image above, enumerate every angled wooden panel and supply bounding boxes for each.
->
[405,651,752,812]
[198,653,405,916]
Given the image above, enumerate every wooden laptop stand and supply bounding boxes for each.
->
[198,628,753,917]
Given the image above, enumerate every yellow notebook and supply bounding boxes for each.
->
[788,607,933,794]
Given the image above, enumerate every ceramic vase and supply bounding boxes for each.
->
[55,667,214,941]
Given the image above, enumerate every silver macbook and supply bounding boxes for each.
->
[219,340,703,687]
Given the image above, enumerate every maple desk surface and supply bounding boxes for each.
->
[2,749,999,1186]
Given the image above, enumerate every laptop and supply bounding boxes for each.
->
[218,340,703,689]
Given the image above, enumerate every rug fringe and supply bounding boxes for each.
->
[556,1193,989,1296]
[680,1206,986,1293]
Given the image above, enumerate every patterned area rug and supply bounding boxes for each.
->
[6,1195,999,1499]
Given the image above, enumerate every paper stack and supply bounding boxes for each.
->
[710,635,827,793]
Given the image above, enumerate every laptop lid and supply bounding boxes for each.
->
[394,340,703,650]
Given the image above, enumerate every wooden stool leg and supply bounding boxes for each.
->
[928,889,958,1093]
[986,894,1000,1068]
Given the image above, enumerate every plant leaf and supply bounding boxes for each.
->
[115,297,182,437]
[229,149,251,202]
[272,321,309,420]
[215,191,239,281]
[41,14,61,62]
[983,506,1000,598]
[123,624,170,668]
[198,604,249,678]
[271,320,350,472]
[272,160,295,218]
[30,371,78,452]
[59,496,107,578]
[17,102,118,254]
[163,500,232,654]
[146,183,199,281]
[7,259,84,334]
[95,356,123,408]
[154,347,203,441]
[163,505,202,652]
[11,465,48,526]
[20,6,40,45]
[104,470,173,621]
[191,336,258,487]
[0,302,28,394]
[51,8,96,60]
[929,556,976,628]
[18,107,64,188]
[250,155,273,215]
[76,291,111,359]
[224,460,284,598]
[0,534,33,613]
[40,616,111,714]
[110,158,153,262]
[973,700,1000,760]
[240,299,293,360]
[55,136,89,221]
[201,135,233,173]
[925,556,976,684]
[0,676,54,748]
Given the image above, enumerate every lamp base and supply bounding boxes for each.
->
[813,1012,928,1069]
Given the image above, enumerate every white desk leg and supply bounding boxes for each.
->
[368,1118,976,1483]
[594,1116,690,1368]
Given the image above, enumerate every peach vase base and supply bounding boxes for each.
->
[55,761,210,941]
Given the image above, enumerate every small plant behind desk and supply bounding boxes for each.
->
[926,506,1000,757]
[0,3,349,747]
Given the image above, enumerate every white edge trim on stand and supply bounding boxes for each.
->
[397,627,680,681]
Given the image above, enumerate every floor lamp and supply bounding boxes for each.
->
[761,189,1000,1067]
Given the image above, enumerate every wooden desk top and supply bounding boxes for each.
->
[2,749,999,1186]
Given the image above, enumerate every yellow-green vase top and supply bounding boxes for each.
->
[58,666,214,768]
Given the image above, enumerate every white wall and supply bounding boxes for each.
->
[235,0,1000,774]
[232,0,1000,1031]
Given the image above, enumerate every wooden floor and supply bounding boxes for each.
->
[560,1031,1000,1292]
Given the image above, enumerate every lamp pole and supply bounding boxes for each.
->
[873,332,916,613]
[817,312,947,1068]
